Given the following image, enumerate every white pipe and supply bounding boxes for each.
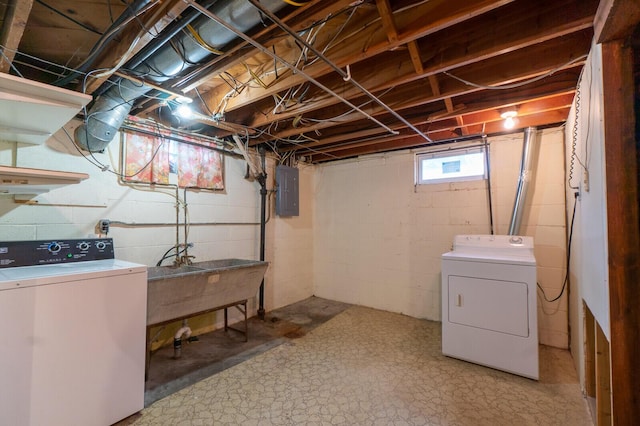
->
[173,320,192,359]
[174,326,192,341]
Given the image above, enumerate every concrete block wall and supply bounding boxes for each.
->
[264,163,315,311]
[0,120,315,347]
[0,122,262,266]
[0,119,569,348]
[313,127,568,348]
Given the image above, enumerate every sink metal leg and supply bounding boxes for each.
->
[224,300,248,342]
[145,326,151,381]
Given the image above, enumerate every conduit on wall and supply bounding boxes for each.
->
[483,136,494,235]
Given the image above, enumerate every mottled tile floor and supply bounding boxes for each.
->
[121,305,592,425]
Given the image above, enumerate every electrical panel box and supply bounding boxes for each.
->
[275,165,299,216]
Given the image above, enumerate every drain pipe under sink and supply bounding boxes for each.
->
[173,320,192,359]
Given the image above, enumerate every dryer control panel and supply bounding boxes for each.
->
[0,238,114,268]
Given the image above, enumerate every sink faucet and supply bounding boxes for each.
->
[173,242,195,266]
[176,254,195,266]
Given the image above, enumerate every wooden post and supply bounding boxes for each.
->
[595,320,612,425]
[584,304,596,399]
[601,39,640,424]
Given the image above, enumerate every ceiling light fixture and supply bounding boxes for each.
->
[175,104,193,119]
[176,96,193,104]
[500,109,518,130]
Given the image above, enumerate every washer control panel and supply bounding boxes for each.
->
[0,238,114,268]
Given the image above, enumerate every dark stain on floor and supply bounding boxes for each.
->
[144,296,351,406]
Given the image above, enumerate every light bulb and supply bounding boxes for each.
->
[504,116,515,129]
[500,110,518,130]
[176,104,193,119]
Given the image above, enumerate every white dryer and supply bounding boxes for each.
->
[441,234,538,380]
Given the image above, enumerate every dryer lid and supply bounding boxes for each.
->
[442,234,536,265]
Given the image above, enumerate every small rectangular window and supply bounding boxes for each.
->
[416,146,486,184]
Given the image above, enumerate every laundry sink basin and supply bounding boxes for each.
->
[146,259,269,327]
[146,264,204,280]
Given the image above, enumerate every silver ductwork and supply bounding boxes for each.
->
[75,0,286,152]
[508,126,537,235]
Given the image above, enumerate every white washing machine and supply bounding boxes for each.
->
[0,239,147,426]
[441,234,538,380]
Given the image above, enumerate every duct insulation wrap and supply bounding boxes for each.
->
[75,0,285,152]
[508,127,537,235]
[75,79,150,151]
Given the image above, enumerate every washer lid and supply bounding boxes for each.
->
[442,234,536,265]
[0,259,147,290]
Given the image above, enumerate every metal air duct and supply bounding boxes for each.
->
[75,0,286,152]
[508,126,537,235]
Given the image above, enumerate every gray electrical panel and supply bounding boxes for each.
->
[275,165,299,216]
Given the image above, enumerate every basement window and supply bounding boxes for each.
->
[416,146,486,184]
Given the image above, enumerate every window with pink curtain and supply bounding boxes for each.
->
[123,123,224,190]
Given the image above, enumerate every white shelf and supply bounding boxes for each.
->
[0,165,89,195]
[0,73,91,144]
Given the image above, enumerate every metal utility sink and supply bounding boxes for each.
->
[145,258,269,377]
[146,264,205,280]
[146,259,269,327]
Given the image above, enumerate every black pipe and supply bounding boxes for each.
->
[257,147,267,320]
[92,0,220,98]
[484,136,494,235]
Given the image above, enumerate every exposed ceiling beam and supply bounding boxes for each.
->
[594,0,640,43]
[309,110,570,162]
[272,75,578,153]
[291,92,574,155]
[375,0,398,43]
[208,0,594,125]
[407,40,424,74]
[241,31,589,140]
[201,0,517,116]
[0,0,34,73]
[175,0,357,93]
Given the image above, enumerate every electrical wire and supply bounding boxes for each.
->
[443,54,588,91]
[195,87,215,116]
[537,192,579,303]
[63,114,168,179]
[53,0,161,86]
[282,0,310,6]
[568,69,584,189]
[0,49,24,77]
[2,44,86,78]
[126,0,162,40]
[184,24,224,55]
[90,35,144,79]
[302,6,357,69]
[107,0,115,24]
[35,0,103,35]
[155,244,191,266]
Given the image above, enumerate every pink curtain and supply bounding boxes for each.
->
[123,122,224,190]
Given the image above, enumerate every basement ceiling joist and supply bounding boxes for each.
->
[0,0,600,163]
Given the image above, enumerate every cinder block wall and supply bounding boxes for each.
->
[312,127,568,348]
[0,120,316,348]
